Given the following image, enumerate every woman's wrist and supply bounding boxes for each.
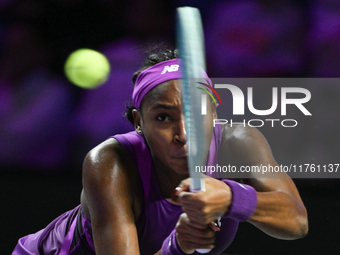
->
[161,229,199,255]
[221,179,258,221]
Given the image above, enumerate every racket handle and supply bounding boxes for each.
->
[190,177,205,193]
[195,217,221,254]
[196,248,211,253]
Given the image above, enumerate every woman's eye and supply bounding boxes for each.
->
[156,115,170,121]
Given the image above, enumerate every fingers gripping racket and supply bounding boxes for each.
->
[176,7,215,254]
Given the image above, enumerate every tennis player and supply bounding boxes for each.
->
[12,49,308,255]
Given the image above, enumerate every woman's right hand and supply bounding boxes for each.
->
[175,213,216,254]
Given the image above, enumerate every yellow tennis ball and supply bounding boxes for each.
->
[64,49,110,89]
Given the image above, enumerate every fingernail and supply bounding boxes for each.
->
[209,222,221,232]
[171,186,181,197]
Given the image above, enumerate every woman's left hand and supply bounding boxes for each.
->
[174,177,232,225]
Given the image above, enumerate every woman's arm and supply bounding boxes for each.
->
[81,138,141,255]
[246,178,308,239]
[176,125,308,240]
[221,125,308,239]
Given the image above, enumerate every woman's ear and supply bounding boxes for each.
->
[132,109,143,135]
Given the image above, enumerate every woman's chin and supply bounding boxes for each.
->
[171,163,189,176]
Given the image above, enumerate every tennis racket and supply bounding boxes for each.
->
[176,6,212,254]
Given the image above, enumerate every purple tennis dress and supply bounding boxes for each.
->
[12,125,239,255]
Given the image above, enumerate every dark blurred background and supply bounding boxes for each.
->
[1,0,340,254]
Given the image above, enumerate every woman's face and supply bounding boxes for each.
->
[134,79,217,175]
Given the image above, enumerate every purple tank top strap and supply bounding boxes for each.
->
[112,131,152,203]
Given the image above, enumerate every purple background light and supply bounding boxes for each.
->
[1,1,339,254]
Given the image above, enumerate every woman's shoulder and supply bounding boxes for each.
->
[81,137,141,221]
[221,124,267,145]
[85,137,127,162]
[219,124,272,166]
[82,137,138,181]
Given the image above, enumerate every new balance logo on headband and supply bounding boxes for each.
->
[161,64,179,74]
